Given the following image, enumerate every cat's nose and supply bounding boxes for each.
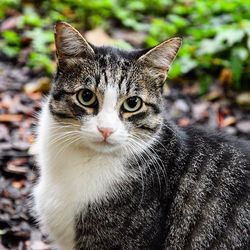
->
[97,127,114,140]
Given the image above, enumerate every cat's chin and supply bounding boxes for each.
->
[86,141,123,154]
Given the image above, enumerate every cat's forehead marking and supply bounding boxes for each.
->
[102,85,118,111]
[96,53,133,94]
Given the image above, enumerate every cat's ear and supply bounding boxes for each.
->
[137,37,182,83]
[54,21,94,59]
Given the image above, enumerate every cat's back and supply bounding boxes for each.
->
[183,125,250,158]
[164,124,250,249]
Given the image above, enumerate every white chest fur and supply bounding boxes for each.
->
[33,105,129,250]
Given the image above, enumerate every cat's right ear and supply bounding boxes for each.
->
[54,21,94,59]
[137,37,182,86]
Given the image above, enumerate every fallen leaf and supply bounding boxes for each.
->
[112,28,146,46]
[5,158,29,175]
[236,92,250,108]
[5,164,28,175]
[219,68,233,86]
[204,90,222,101]
[219,116,237,128]
[0,114,23,122]
[84,28,132,49]
[26,92,42,101]
[12,180,25,189]
[84,28,116,46]
[24,77,51,94]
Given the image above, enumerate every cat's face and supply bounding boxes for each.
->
[49,22,181,154]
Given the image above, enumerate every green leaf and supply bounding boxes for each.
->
[28,52,53,74]
[25,28,54,53]
[199,75,212,95]
[2,30,20,46]
[0,44,20,57]
[168,61,182,78]
[216,28,245,46]
[168,14,188,28]
[179,56,198,74]
[197,39,224,55]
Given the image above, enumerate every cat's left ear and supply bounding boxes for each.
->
[54,21,94,59]
[137,37,182,83]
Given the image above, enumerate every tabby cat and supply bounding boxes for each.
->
[33,22,250,250]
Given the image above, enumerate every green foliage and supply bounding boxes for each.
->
[0,30,21,57]
[0,0,249,89]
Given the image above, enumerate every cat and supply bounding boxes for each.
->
[33,21,250,250]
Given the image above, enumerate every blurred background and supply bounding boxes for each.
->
[0,0,250,249]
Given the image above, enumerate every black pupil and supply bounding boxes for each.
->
[127,97,138,108]
[82,90,93,102]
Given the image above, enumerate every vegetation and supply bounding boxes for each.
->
[0,0,250,91]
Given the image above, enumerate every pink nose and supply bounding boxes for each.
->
[98,127,114,140]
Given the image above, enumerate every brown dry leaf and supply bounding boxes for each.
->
[27,92,42,101]
[219,68,233,86]
[6,163,28,175]
[24,77,51,94]
[8,158,27,165]
[236,92,250,108]
[27,135,35,144]
[221,116,237,128]
[204,90,222,101]
[62,6,75,18]
[84,28,116,46]
[112,29,146,46]
[0,114,23,122]
[12,180,25,189]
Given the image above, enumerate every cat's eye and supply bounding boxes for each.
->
[77,89,97,107]
[122,96,142,112]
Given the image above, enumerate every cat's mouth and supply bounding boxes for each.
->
[95,140,113,146]
[88,139,122,153]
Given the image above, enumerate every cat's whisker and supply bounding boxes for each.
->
[131,133,170,182]
[135,136,168,186]
[125,138,155,185]
[123,144,146,207]
[48,131,82,146]
[51,135,81,161]
[133,131,169,152]
[127,137,163,191]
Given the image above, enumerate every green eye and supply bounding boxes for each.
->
[77,89,97,107]
[123,96,142,112]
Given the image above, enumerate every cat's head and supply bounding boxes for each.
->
[48,22,181,154]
